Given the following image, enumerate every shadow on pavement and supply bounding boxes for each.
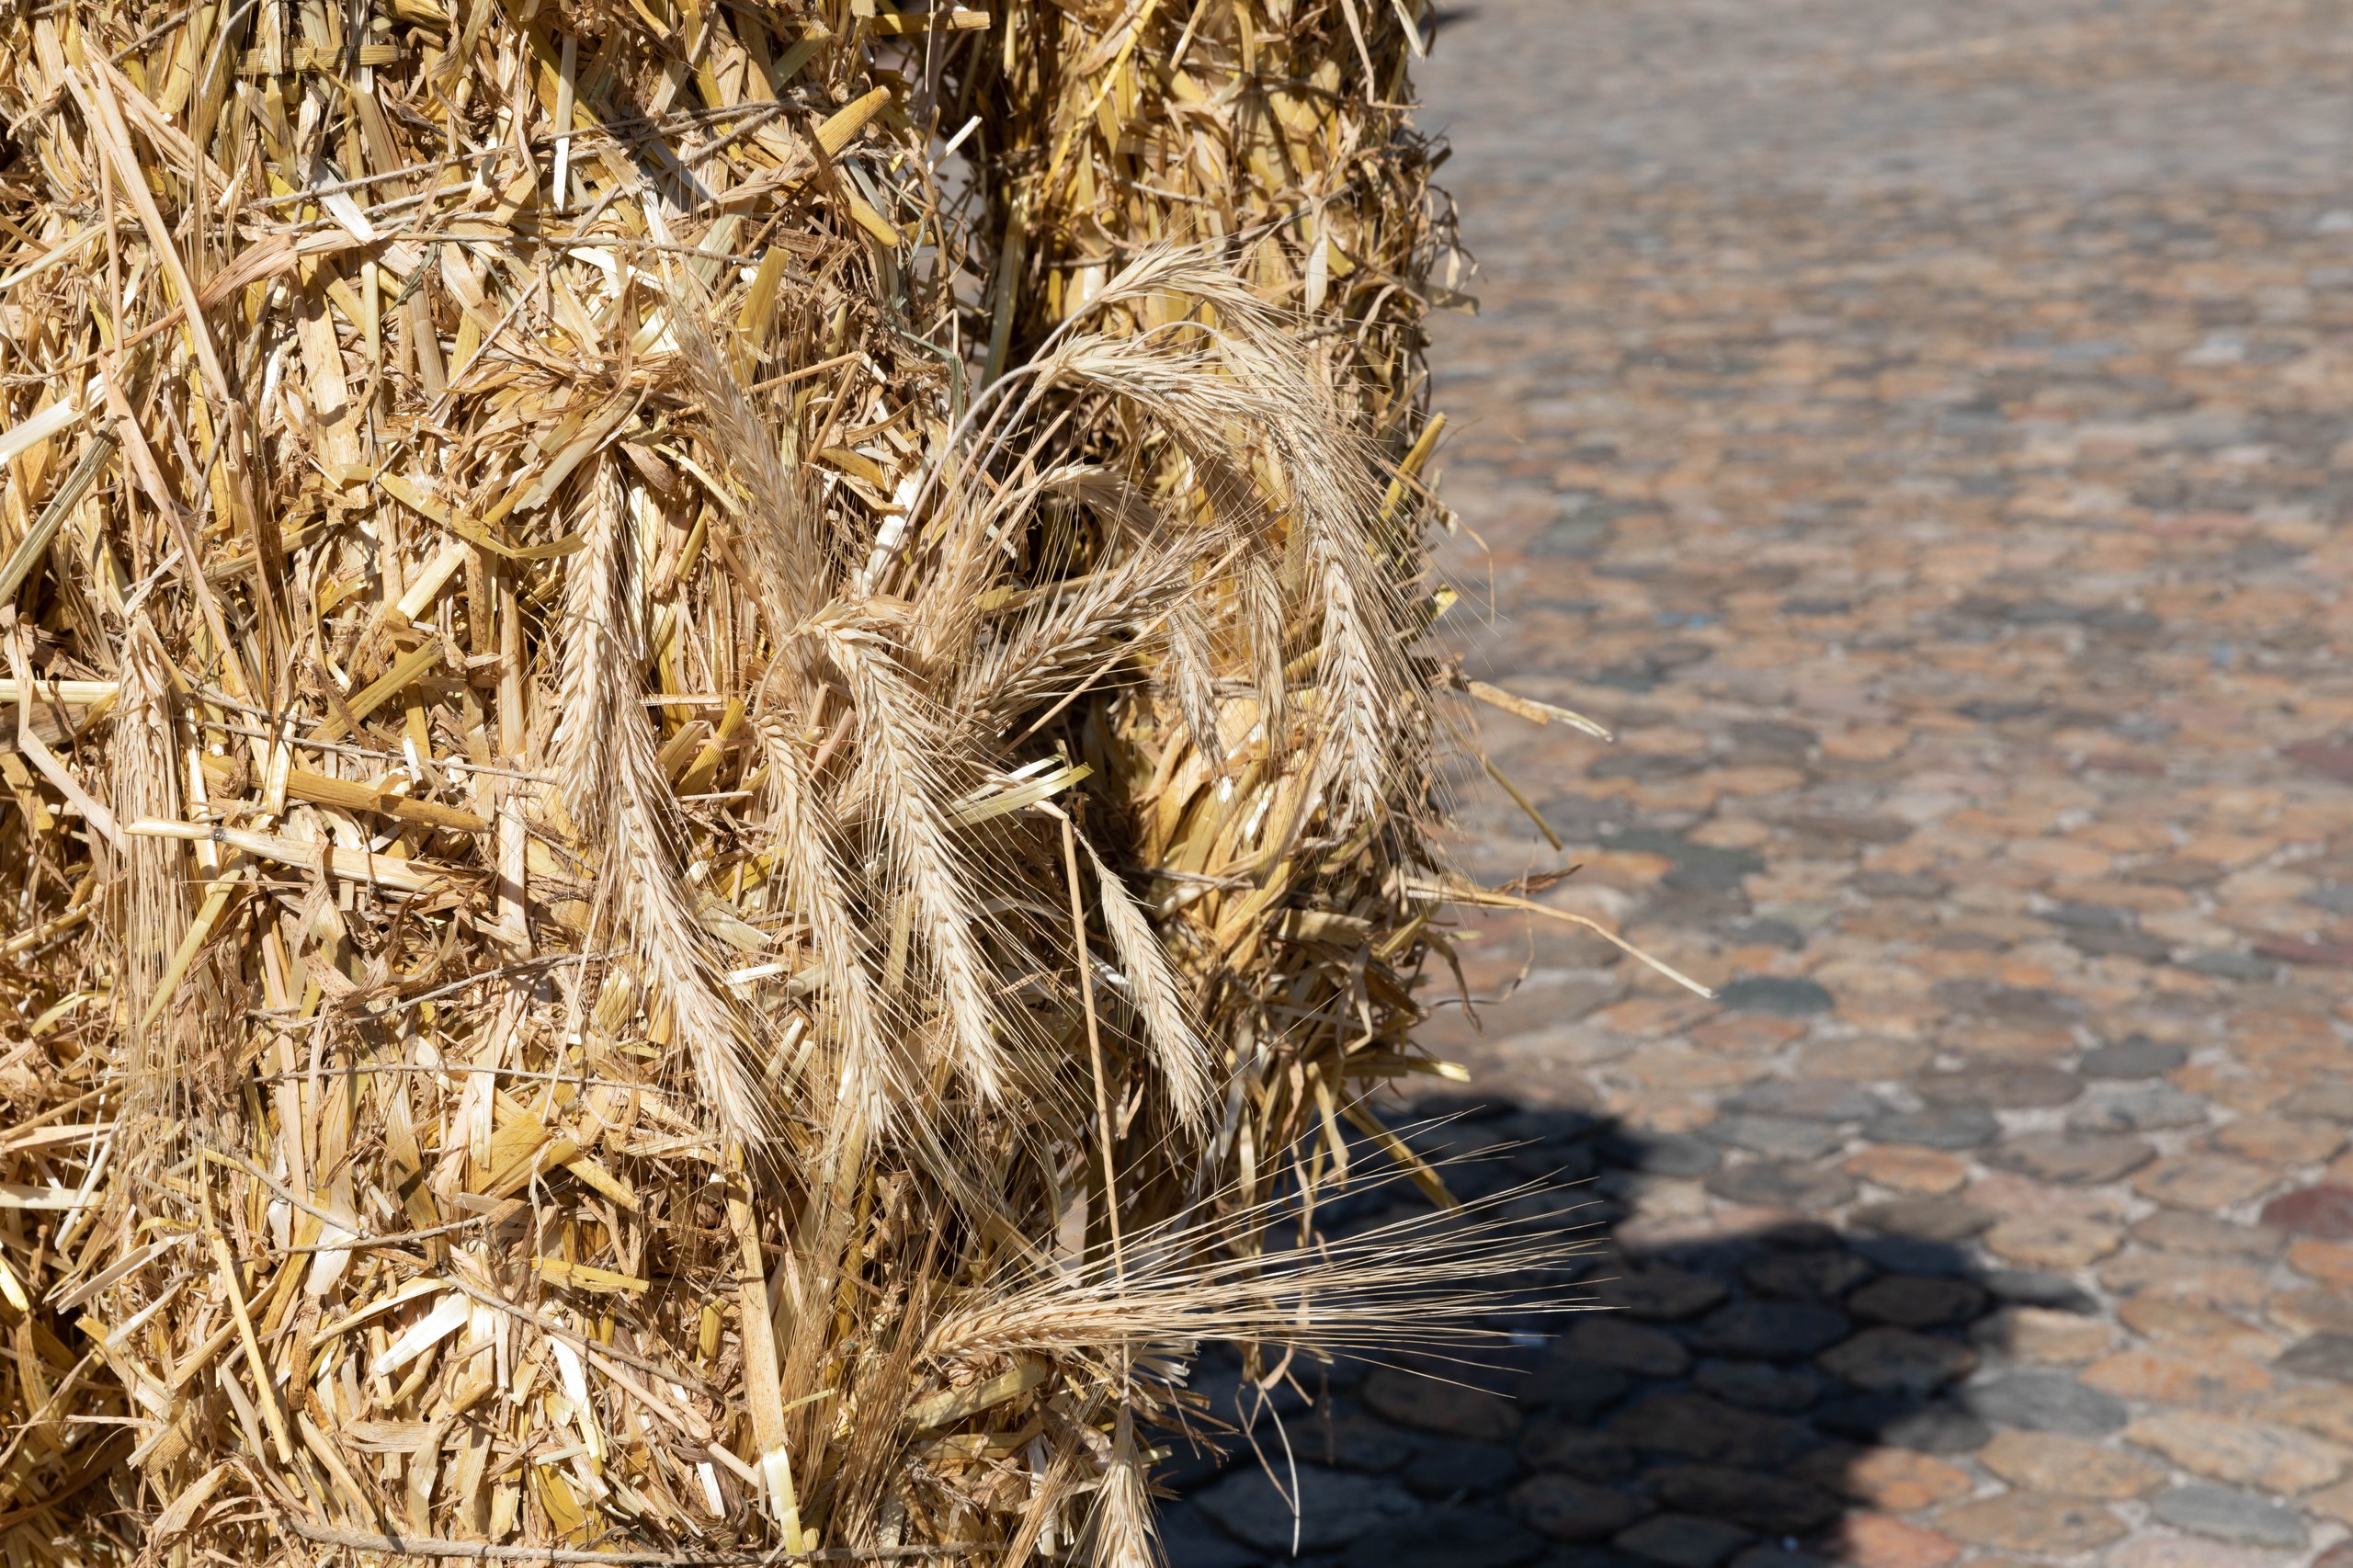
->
[1155,1099,2085,1568]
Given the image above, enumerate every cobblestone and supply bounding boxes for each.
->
[2279,1334,2353,1381]
[1193,1465,1419,1554]
[1819,1329,1979,1394]
[2151,1484,2312,1549]
[1820,1515,1961,1568]
[1168,0,2353,1559]
[2124,1412,2350,1493]
[1974,1306,2113,1365]
[1567,1317,1694,1379]
[1692,1302,1854,1359]
[1507,1474,1649,1542]
[1801,1446,1974,1512]
[1982,1213,2123,1269]
[1961,1372,2129,1437]
[1977,1429,2170,1497]
[1362,1369,1526,1444]
[1617,1513,1754,1567]
[1936,1493,2129,1555]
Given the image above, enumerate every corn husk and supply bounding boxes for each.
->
[0,0,1602,1560]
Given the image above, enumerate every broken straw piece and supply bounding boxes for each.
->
[369,1294,470,1380]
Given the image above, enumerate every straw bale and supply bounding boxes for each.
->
[0,0,1623,1560]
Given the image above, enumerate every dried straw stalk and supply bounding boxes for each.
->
[0,0,1612,1561]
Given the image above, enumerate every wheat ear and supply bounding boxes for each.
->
[754,710,903,1119]
[806,614,1006,1100]
[553,463,770,1144]
[1078,834,1211,1126]
[1089,1405,1160,1568]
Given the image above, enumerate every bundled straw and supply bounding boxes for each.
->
[963,0,1477,1158]
[0,0,1617,1560]
[968,0,1462,421]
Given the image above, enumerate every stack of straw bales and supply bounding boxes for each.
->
[0,0,1636,1559]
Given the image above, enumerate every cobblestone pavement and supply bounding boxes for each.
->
[1166,0,2353,1565]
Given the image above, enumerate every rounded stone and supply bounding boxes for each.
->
[1851,1197,1996,1243]
[2123,1409,2348,1492]
[1596,1268,1730,1322]
[2081,1345,2274,1411]
[2132,1210,2285,1258]
[1404,1439,1524,1500]
[1364,1368,1526,1444]
[1507,1473,1651,1542]
[1853,1234,1972,1276]
[2097,1251,2271,1307]
[1915,1062,2082,1108]
[1705,1160,1858,1211]
[1319,1405,1427,1471]
[1987,1131,2156,1185]
[1843,1143,1969,1194]
[1977,1429,2167,1498]
[1819,1326,1979,1392]
[1612,1512,1756,1568]
[2261,1184,2353,1239]
[2279,1333,2353,1381]
[1743,1249,1875,1302]
[2067,1083,2209,1132]
[1690,1301,1852,1358]
[1566,1317,1691,1378]
[1961,1371,2129,1436]
[1727,1551,1835,1568]
[2290,1085,2353,1124]
[1347,1506,1547,1568]
[1975,1303,2114,1364]
[1849,1275,1990,1328]
[1984,1212,2123,1268]
[2270,1291,2353,1340]
[1598,1131,1722,1176]
[2134,1154,2273,1210]
[1813,1392,1992,1453]
[2253,1383,2353,1446]
[1704,1114,1848,1162]
[1718,976,1832,1016]
[1983,1268,2098,1311]
[1817,1514,1963,1568]
[1937,1492,2127,1555]
[2081,1037,2189,1079]
[2287,1256,2353,1313]
[1527,1353,1633,1421]
[1864,1105,2002,1152]
[1650,1464,1841,1535]
[2149,1484,2310,1550]
[1608,1393,1824,1468]
[1155,1499,1261,1568]
[2215,1116,2345,1166]
[1797,1037,1930,1081]
[1814,1445,1975,1510]
[1518,1417,1638,1482]
[1726,1080,1885,1122]
[1195,1462,1421,1553]
[1693,1358,1823,1412]
[2109,1542,2273,1568]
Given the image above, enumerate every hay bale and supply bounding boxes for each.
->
[971,0,1461,410]
[960,0,1481,1233]
[0,1,1604,1560]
